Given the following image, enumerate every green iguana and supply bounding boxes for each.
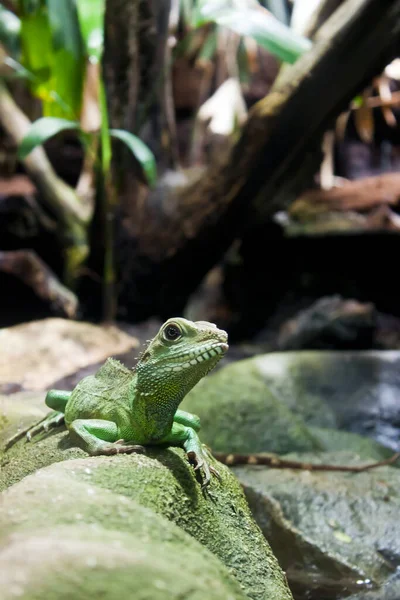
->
[7,318,228,488]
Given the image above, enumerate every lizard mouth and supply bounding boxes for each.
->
[192,340,229,363]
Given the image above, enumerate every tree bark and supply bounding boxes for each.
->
[116,0,400,321]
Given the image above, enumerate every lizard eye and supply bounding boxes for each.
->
[163,323,182,341]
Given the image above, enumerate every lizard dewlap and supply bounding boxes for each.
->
[18,318,229,488]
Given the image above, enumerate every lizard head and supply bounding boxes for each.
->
[135,317,229,400]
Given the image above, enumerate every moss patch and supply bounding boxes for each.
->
[181,359,322,454]
[1,430,293,600]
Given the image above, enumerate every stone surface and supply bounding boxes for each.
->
[181,357,330,454]
[253,350,400,451]
[183,350,400,453]
[0,426,293,600]
[0,318,139,391]
[309,427,396,463]
[0,391,47,446]
[343,576,400,600]
[0,469,248,600]
[233,452,400,600]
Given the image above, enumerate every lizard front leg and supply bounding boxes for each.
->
[68,419,145,456]
[173,409,201,432]
[162,422,220,488]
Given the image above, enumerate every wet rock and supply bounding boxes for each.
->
[199,350,400,452]
[232,451,400,600]
[343,576,400,600]
[253,350,400,451]
[0,428,293,600]
[181,357,325,455]
[309,427,396,463]
[0,318,139,391]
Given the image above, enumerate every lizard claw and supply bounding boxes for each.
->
[187,449,219,489]
[25,411,65,443]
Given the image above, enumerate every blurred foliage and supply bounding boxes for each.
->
[173,0,312,69]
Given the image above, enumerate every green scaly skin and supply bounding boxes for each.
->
[17,318,229,488]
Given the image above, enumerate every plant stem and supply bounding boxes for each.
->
[99,76,116,323]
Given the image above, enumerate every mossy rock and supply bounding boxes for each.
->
[309,427,396,464]
[0,470,247,600]
[1,424,293,600]
[252,354,337,428]
[181,358,325,454]
[252,350,400,451]
[232,451,400,599]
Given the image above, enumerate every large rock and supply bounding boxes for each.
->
[309,427,395,463]
[180,357,332,455]
[0,318,138,391]
[232,452,400,599]
[182,351,400,454]
[254,350,400,451]
[0,426,293,600]
[0,469,247,600]
[343,577,400,600]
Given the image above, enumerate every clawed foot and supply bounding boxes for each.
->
[26,411,65,441]
[93,440,146,456]
[187,447,221,489]
[5,411,65,450]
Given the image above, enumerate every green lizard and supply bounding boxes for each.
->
[10,318,229,488]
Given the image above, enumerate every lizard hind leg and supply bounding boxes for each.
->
[24,389,73,442]
[5,389,72,449]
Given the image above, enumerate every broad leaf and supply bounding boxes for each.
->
[18,0,85,119]
[195,1,312,64]
[110,129,157,186]
[75,0,106,62]
[19,1,53,94]
[18,117,80,159]
[45,0,85,119]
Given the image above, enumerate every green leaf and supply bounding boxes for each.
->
[47,0,83,59]
[18,117,80,159]
[198,28,218,62]
[19,2,53,91]
[195,2,312,64]
[45,0,85,119]
[0,6,21,59]
[75,0,106,62]
[18,0,85,119]
[110,129,157,187]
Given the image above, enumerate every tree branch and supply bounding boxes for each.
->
[0,81,91,226]
[213,451,400,472]
[0,250,78,318]
[118,0,400,319]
